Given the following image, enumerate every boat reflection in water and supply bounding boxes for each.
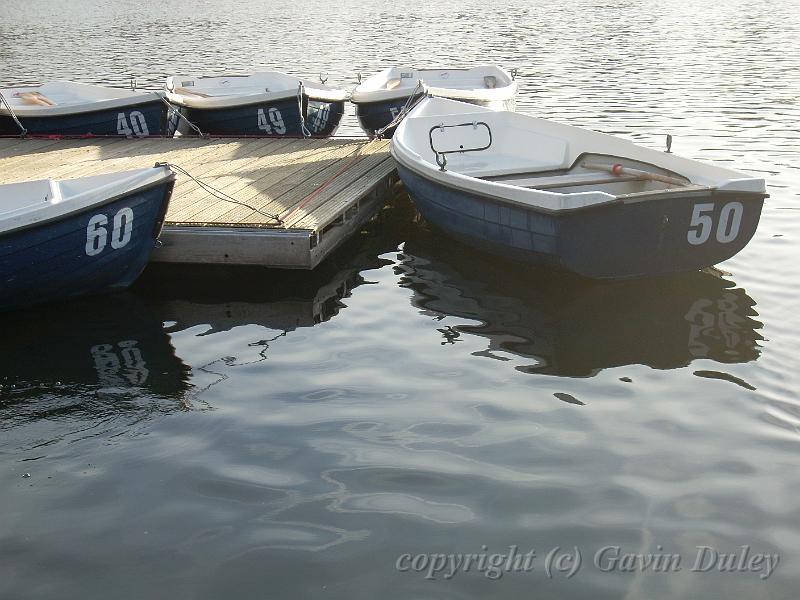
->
[397,235,763,377]
[0,294,192,437]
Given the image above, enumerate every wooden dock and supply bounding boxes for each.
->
[0,137,396,268]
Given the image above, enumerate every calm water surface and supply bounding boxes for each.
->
[1,1,799,598]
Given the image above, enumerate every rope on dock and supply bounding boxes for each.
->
[278,138,382,225]
[156,162,284,225]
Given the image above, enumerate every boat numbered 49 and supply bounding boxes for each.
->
[391,98,767,279]
[164,72,347,137]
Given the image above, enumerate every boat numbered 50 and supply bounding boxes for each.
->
[687,202,744,246]
[391,97,767,279]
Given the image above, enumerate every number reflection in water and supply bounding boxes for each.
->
[0,295,191,445]
[396,211,762,377]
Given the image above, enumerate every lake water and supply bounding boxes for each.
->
[1,0,799,598]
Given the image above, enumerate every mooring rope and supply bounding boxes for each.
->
[156,92,204,137]
[297,82,312,139]
[0,90,28,136]
[374,80,426,139]
[156,162,283,225]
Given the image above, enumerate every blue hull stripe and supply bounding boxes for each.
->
[397,164,764,279]
[354,97,422,138]
[0,100,172,136]
[0,180,173,311]
[177,97,345,137]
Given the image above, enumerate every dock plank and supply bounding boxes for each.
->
[261,150,390,227]
[165,138,330,221]
[290,156,397,229]
[170,140,356,224]
[193,141,366,226]
[0,137,394,234]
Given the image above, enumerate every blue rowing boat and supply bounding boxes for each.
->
[165,72,347,137]
[351,66,517,138]
[391,98,767,279]
[0,82,172,137]
[0,166,176,311]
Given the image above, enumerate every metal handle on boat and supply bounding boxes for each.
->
[428,121,493,172]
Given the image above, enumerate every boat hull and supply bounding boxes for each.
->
[355,96,515,138]
[0,100,172,137]
[397,165,765,279]
[0,179,174,311]
[174,96,345,137]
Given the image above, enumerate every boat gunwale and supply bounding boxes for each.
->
[0,173,175,238]
[0,94,167,118]
[165,73,348,109]
[351,66,517,105]
[393,155,767,217]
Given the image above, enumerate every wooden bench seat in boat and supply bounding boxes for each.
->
[484,171,644,190]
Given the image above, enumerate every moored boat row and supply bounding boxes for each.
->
[1,70,768,313]
[0,65,518,139]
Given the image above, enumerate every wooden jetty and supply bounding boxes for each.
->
[0,137,396,269]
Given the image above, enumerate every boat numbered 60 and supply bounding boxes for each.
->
[0,166,176,311]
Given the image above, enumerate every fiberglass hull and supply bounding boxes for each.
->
[0,99,172,137]
[356,96,515,139]
[0,178,175,311]
[397,164,764,279]
[173,97,345,137]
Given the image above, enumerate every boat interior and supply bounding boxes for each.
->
[0,82,152,110]
[481,154,694,196]
[359,66,514,93]
[167,72,344,100]
[409,106,709,199]
[0,179,58,216]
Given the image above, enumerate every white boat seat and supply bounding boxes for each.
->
[450,156,557,178]
[174,87,212,98]
[487,171,642,189]
[14,91,57,106]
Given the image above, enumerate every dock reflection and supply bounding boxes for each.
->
[137,258,373,335]
[397,236,763,377]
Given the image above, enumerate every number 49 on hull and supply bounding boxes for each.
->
[164,72,347,137]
